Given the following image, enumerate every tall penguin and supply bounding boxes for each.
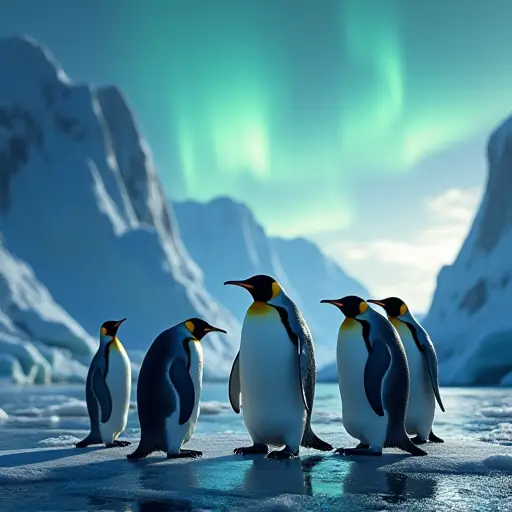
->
[76,319,131,448]
[225,274,332,459]
[321,296,426,456]
[367,297,445,444]
[127,318,227,460]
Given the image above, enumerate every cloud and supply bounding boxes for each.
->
[320,187,481,313]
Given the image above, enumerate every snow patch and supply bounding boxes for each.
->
[199,401,232,415]
[10,398,87,418]
[38,435,81,447]
[479,406,512,419]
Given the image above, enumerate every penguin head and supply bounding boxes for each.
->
[320,295,369,319]
[224,274,281,302]
[367,297,409,318]
[183,318,227,340]
[100,318,126,342]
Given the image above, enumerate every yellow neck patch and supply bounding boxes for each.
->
[108,337,121,352]
[389,317,402,329]
[248,301,273,316]
[271,281,281,298]
[340,317,358,331]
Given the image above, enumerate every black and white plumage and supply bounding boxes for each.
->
[368,297,445,445]
[127,318,226,461]
[226,275,332,459]
[76,319,131,449]
[321,296,427,457]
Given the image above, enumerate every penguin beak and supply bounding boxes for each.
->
[204,326,227,334]
[224,280,253,289]
[367,300,385,307]
[113,318,126,329]
[320,299,344,308]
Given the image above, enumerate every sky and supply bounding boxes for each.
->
[1,0,511,313]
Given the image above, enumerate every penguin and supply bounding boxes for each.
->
[76,319,131,448]
[127,318,227,460]
[367,297,445,444]
[225,274,332,459]
[320,295,426,456]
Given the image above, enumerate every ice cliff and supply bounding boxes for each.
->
[0,35,239,383]
[423,114,512,386]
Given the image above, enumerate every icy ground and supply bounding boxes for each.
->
[0,434,511,512]
[0,385,511,511]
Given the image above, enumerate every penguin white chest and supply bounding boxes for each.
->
[239,303,306,449]
[166,341,203,452]
[392,320,435,437]
[336,319,387,448]
[100,340,131,444]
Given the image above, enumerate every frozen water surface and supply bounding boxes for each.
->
[0,384,511,511]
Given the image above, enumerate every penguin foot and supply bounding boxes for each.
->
[234,443,269,456]
[336,447,382,456]
[127,448,149,461]
[411,435,427,445]
[334,443,369,454]
[75,440,92,448]
[267,446,298,460]
[167,449,202,459]
[75,434,101,448]
[106,440,131,448]
[428,431,444,443]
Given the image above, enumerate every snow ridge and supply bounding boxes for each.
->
[0,35,239,383]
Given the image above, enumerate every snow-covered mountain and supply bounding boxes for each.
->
[0,35,239,383]
[423,114,512,386]
[174,197,369,364]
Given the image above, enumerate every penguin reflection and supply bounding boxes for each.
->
[341,459,437,504]
[242,455,324,497]
[136,457,199,493]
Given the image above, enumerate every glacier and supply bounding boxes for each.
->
[174,197,369,365]
[319,113,512,386]
[0,35,239,383]
[423,113,512,386]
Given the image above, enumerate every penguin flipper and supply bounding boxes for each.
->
[269,303,311,413]
[363,337,391,417]
[91,367,112,423]
[169,358,195,425]
[228,352,241,414]
[422,342,445,412]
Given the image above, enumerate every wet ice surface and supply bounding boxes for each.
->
[0,385,511,511]
[0,435,511,512]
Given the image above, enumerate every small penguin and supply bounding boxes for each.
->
[225,274,332,459]
[321,295,426,456]
[127,318,227,460]
[367,297,445,444]
[76,319,131,449]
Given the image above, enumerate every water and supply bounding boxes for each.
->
[0,383,510,449]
